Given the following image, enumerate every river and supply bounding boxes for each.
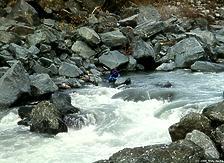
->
[0,70,224,163]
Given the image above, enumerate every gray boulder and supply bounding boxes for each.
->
[132,39,155,59]
[100,30,128,47]
[8,43,31,61]
[51,92,79,115]
[187,28,216,46]
[186,130,220,159]
[0,61,30,107]
[99,50,128,69]
[30,73,58,96]
[191,61,224,72]
[77,27,101,45]
[156,62,176,71]
[59,62,83,78]
[96,140,204,163]
[30,101,67,135]
[202,101,224,124]
[7,0,40,26]
[169,112,212,142]
[134,21,166,39]
[168,37,205,68]
[71,41,96,59]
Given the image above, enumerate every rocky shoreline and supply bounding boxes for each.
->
[1,0,224,162]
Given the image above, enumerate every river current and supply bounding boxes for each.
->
[0,70,224,163]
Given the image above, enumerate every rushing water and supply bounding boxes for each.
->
[0,70,224,163]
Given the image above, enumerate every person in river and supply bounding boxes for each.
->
[108,69,120,83]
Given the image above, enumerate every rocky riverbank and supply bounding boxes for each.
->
[1,0,224,162]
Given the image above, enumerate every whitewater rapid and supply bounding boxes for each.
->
[1,70,224,163]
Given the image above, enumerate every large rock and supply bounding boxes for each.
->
[99,50,128,69]
[0,31,20,44]
[7,0,40,26]
[191,61,224,72]
[202,101,224,125]
[156,62,176,71]
[187,28,216,46]
[77,27,101,45]
[71,41,96,59]
[95,140,204,163]
[0,61,30,108]
[134,21,166,39]
[30,101,67,135]
[51,92,79,115]
[169,112,212,142]
[132,39,155,59]
[186,130,220,159]
[100,30,128,47]
[8,43,31,61]
[59,62,83,78]
[168,37,205,68]
[213,124,224,155]
[30,73,58,96]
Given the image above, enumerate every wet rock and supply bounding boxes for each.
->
[8,43,31,61]
[213,124,224,155]
[99,50,128,69]
[97,140,204,163]
[112,88,150,102]
[155,81,172,88]
[127,56,137,71]
[202,101,224,125]
[100,30,128,47]
[77,27,101,45]
[53,77,82,89]
[156,62,176,71]
[51,92,79,115]
[71,41,96,59]
[134,21,166,39]
[169,37,205,68]
[63,112,96,129]
[30,101,67,135]
[18,105,34,119]
[169,112,212,142]
[7,0,40,26]
[114,77,131,87]
[30,73,58,96]
[191,61,224,72]
[0,61,30,108]
[186,130,220,159]
[132,39,155,59]
[59,62,83,78]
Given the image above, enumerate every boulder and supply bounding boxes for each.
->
[212,124,224,155]
[112,88,150,102]
[187,28,216,46]
[186,130,220,159]
[77,27,101,45]
[156,62,176,71]
[0,31,20,44]
[51,92,79,115]
[30,101,67,135]
[169,112,212,142]
[18,105,34,119]
[114,77,131,87]
[168,37,205,68]
[99,50,128,69]
[63,112,96,129]
[30,73,58,96]
[71,41,96,59]
[134,21,166,39]
[8,43,31,61]
[191,61,224,72]
[100,30,128,47]
[95,140,204,163]
[59,62,83,78]
[132,39,155,59]
[127,55,137,71]
[202,101,224,125]
[7,0,40,26]
[0,61,30,108]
